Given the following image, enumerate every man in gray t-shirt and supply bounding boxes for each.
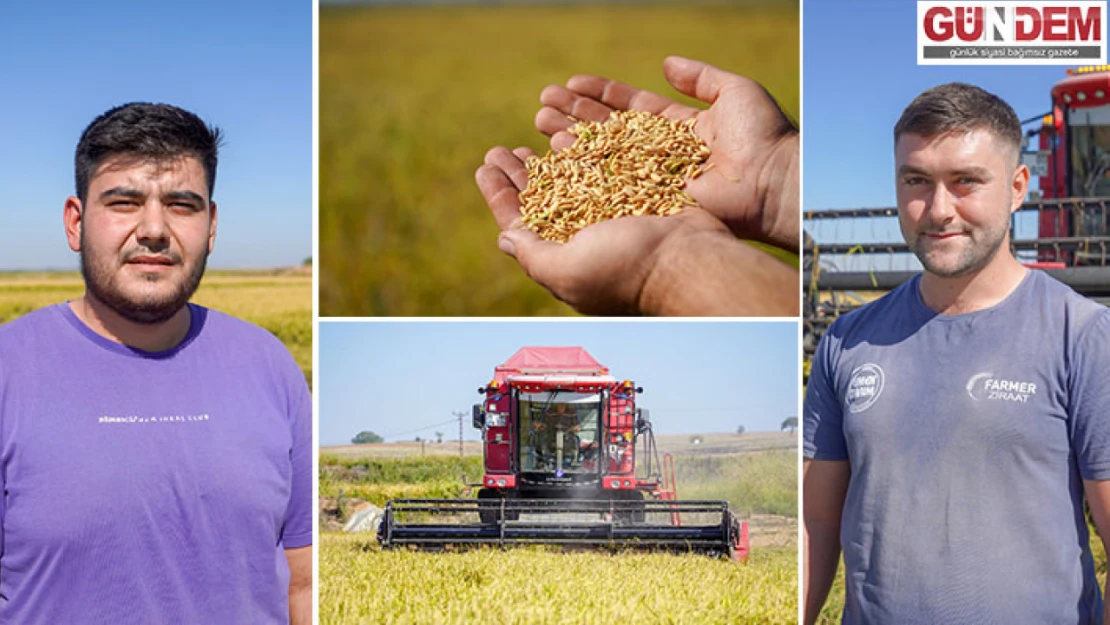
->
[804,84,1110,624]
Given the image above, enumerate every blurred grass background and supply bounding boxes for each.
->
[0,270,312,383]
[320,1,799,316]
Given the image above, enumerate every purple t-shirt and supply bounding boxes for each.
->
[0,303,312,624]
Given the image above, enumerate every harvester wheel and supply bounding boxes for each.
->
[477,489,517,524]
[614,491,645,524]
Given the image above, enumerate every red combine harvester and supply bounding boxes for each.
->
[377,347,749,561]
[1033,65,1110,265]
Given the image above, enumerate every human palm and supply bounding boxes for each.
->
[535,56,798,250]
[475,146,730,315]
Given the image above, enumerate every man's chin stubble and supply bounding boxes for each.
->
[915,237,1005,279]
[80,256,206,326]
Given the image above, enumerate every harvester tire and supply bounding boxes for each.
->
[477,489,517,524]
[615,491,646,524]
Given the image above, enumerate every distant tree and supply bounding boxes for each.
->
[736,425,746,436]
[302,256,313,266]
[414,436,422,442]
[351,430,383,444]
[689,435,703,445]
[781,416,798,433]
[435,431,444,444]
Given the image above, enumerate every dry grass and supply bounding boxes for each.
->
[520,111,710,243]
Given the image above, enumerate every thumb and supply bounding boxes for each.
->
[498,229,562,287]
[663,56,736,105]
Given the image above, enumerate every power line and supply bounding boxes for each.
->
[382,418,458,440]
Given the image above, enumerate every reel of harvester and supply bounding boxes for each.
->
[377,497,749,561]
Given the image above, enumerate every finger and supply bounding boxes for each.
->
[512,146,537,161]
[663,55,744,106]
[565,74,699,120]
[498,228,563,288]
[483,146,529,192]
[475,163,523,231]
[550,130,576,152]
[539,84,613,123]
[535,106,576,137]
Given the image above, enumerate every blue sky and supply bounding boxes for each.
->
[0,1,311,270]
[318,322,799,446]
[804,0,1074,267]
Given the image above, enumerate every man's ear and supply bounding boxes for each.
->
[1011,164,1030,214]
[208,201,218,253]
[64,196,83,252]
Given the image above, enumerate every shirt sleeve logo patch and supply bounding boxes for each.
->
[847,363,885,413]
[966,372,1038,403]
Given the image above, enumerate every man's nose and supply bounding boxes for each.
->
[135,203,170,247]
[927,183,957,223]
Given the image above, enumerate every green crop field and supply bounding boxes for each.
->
[320,2,799,316]
[0,270,313,382]
[319,438,798,623]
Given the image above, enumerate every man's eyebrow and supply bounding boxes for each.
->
[99,187,144,200]
[948,166,992,178]
[896,165,993,178]
[897,165,930,177]
[163,190,206,205]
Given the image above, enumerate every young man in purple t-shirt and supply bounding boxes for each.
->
[0,104,312,624]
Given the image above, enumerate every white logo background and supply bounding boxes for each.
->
[847,364,885,413]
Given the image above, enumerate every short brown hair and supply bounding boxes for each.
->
[894,83,1022,162]
[75,103,222,204]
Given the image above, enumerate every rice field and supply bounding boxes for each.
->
[319,440,798,623]
[321,535,797,625]
[0,270,312,382]
[320,1,799,316]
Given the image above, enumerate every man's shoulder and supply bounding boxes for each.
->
[193,305,288,352]
[822,276,919,345]
[190,304,306,382]
[0,303,67,347]
[1033,270,1107,326]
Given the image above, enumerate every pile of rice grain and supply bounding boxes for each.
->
[519,110,711,243]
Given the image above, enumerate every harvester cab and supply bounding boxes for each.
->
[378,347,750,561]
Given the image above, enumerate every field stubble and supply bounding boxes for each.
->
[320,3,799,316]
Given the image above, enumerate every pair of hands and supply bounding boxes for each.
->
[476,56,799,316]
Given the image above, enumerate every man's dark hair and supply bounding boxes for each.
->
[894,83,1022,163]
[74,103,222,203]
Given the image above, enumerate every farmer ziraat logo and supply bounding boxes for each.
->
[918,1,1107,65]
[847,364,885,414]
[966,372,1039,403]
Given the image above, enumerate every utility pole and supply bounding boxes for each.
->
[453,410,467,458]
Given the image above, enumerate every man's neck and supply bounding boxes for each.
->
[69,294,192,353]
[918,253,1028,315]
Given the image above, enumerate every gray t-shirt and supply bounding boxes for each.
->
[805,270,1110,625]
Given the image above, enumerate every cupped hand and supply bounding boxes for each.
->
[475,145,732,316]
[534,56,798,251]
